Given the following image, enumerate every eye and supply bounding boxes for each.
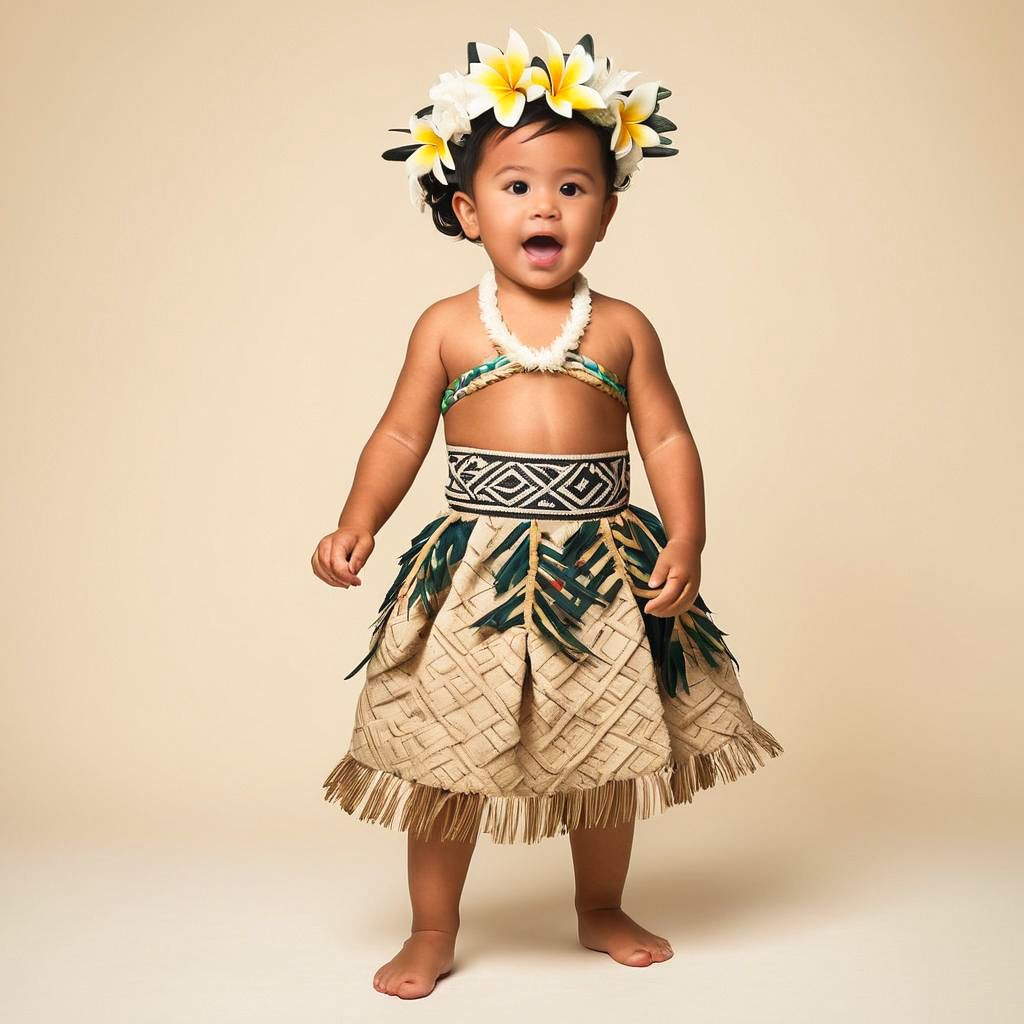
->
[561,182,583,197]
[505,180,528,195]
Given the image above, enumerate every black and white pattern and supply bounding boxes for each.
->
[445,444,630,519]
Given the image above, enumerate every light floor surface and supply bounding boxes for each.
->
[1,826,1019,1023]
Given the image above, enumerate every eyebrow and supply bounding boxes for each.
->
[493,164,597,184]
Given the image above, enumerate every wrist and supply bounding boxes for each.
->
[338,519,377,536]
[664,534,704,553]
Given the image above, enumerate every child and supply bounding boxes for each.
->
[311,27,784,999]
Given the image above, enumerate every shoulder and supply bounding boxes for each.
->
[410,289,480,343]
[588,291,664,362]
[402,293,469,361]
[410,293,460,336]
[406,291,486,382]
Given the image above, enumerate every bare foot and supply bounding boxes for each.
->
[577,906,674,967]
[372,928,456,998]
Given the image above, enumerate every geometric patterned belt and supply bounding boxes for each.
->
[444,444,631,520]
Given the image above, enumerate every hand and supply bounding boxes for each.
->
[643,539,701,618]
[311,525,375,589]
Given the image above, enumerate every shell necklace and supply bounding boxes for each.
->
[477,267,591,371]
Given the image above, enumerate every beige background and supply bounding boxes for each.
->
[2,1,1021,1021]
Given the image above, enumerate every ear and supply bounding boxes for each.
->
[451,190,480,240]
[596,192,618,242]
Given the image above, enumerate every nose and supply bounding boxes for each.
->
[530,197,560,220]
[529,185,562,220]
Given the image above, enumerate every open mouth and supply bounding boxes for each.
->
[522,234,563,266]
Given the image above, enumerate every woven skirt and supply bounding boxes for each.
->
[322,444,784,845]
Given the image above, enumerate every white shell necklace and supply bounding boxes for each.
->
[477,267,591,371]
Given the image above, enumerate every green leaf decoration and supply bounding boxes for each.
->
[647,114,677,133]
[605,507,739,697]
[529,55,553,87]
[469,517,622,664]
[344,515,476,680]
[577,34,596,59]
[406,518,475,617]
[345,506,739,704]
[382,143,419,162]
[532,588,596,657]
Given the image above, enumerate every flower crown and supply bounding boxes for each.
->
[381,27,679,212]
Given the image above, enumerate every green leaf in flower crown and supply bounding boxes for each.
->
[647,113,677,133]
[576,34,595,60]
[382,143,419,162]
[529,55,552,87]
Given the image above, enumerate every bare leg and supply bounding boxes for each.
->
[570,816,674,966]
[373,814,478,998]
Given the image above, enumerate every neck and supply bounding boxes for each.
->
[490,266,578,307]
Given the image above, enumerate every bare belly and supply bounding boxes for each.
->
[441,371,628,454]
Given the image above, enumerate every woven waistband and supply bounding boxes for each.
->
[444,444,630,520]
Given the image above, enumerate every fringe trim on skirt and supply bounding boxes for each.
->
[322,722,784,845]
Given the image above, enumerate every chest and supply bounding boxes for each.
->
[441,271,631,417]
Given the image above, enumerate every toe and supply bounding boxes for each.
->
[397,977,432,999]
[624,947,654,967]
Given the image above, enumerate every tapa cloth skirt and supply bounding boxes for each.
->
[322,444,784,845]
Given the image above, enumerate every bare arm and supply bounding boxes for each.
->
[336,302,448,536]
[622,305,706,616]
[624,305,706,552]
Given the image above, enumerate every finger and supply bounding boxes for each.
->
[323,546,354,587]
[318,536,356,587]
[646,567,682,597]
[645,574,686,615]
[663,580,698,617]
[647,561,671,588]
[348,535,374,577]
[312,546,348,587]
[330,534,361,586]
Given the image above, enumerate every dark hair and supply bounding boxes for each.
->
[417,103,628,242]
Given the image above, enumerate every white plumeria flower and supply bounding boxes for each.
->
[466,27,536,127]
[405,112,456,186]
[385,28,678,211]
[606,81,663,158]
[525,28,606,119]
[588,53,642,99]
[584,54,643,131]
[428,70,491,145]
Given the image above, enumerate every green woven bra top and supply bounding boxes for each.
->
[441,350,628,416]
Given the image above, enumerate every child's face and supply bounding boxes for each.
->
[452,120,618,291]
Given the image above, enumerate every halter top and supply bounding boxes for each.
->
[441,344,628,415]
[442,270,629,416]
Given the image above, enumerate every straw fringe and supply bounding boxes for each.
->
[322,723,784,845]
